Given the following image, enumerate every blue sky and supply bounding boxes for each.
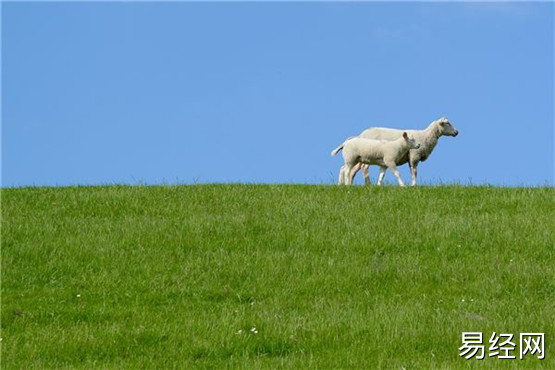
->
[2,2,553,187]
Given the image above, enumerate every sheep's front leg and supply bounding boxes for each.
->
[362,164,371,185]
[377,166,387,186]
[389,165,405,187]
[410,162,418,187]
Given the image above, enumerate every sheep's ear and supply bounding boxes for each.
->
[403,132,408,139]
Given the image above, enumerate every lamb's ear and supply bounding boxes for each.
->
[403,132,408,140]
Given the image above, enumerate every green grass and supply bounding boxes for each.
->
[1,184,554,368]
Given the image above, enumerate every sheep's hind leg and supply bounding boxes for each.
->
[362,164,372,185]
[348,165,358,185]
[347,162,361,184]
[377,166,387,186]
[338,166,345,185]
[344,165,354,185]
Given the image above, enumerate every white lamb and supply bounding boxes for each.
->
[335,117,458,186]
[331,132,420,186]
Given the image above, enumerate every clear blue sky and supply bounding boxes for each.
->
[2,2,553,187]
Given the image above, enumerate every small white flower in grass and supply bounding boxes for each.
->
[76,294,81,298]
[250,327,258,334]
[0,337,3,342]
[236,329,243,335]
[461,298,465,302]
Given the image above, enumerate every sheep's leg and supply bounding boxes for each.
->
[362,164,371,185]
[340,165,350,185]
[410,162,418,186]
[338,166,345,185]
[377,166,387,186]
[348,162,361,184]
[388,164,405,187]
[348,165,358,185]
[344,165,354,185]
[345,163,360,185]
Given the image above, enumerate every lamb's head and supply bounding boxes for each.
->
[436,117,459,137]
[402,132,420,149]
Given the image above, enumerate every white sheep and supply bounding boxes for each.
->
[331,132,420,186]
[335,117,458,186]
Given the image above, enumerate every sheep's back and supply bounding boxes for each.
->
[360,127,405,141]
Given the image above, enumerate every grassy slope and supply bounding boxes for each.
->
[1,184,554,368]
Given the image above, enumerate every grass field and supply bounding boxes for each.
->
[1,184,554,368]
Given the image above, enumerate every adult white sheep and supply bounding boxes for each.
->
[334,117,458,186]
[331,132,420,186]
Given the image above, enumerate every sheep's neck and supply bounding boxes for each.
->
[419,125,440,160]
[397,140,412,158]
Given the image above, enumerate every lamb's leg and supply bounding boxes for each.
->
[410,162,418,186]
[389,165,406,187]
[338,166,345,185]
[362,164,371,185]
[340,165,351,185]
[377,166,387,186]
[348,162,361,184]
[344,165,354,185]
[348,164,358,185]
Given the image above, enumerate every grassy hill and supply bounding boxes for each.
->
[2,184,554,368]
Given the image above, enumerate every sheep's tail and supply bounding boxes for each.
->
[330,136,355,156]
[331,144,344,156]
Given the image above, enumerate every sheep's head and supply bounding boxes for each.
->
[437,117,459,137]
[403,132,421,149]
